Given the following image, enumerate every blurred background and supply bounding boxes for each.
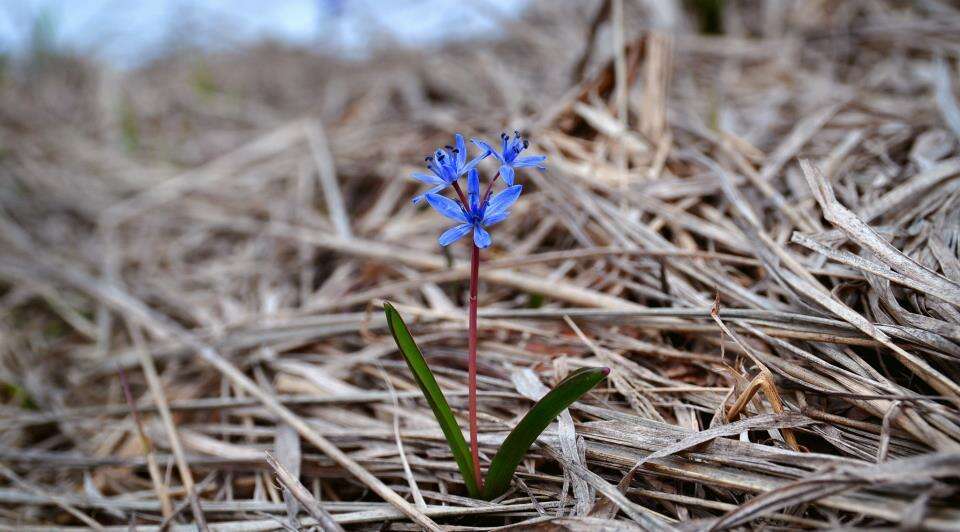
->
[0,0,529,67]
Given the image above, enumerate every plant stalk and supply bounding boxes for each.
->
[481,171,501,203]
[468,243,482,490]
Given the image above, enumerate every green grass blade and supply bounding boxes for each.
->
[383,302,481,497]
[482,367,608,499]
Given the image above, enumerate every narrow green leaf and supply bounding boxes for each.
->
[383,302,481,497]
[482,367,608,499]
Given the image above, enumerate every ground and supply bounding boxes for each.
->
[1,1,960,530]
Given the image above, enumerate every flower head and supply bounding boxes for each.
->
[412,133,486,204]
[471,131,547,186]
[425,168,522,249]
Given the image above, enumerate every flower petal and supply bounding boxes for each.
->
[471,138,503,163]
[455,133,467,169]
[482,211,509,226]
[439,223,473,246]
[412,172,444,185]
[462,153,486,174]
[467,168,480,210]
[485,184,522,218]
[413,184,446,204]
[425,193,467,223]
[499,164,515,186]
[439,164,457,184]
[504,137,522,163]
[473,225,491,248]
[513,155,547,169]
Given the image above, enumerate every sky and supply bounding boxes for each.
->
[0,0,528,68]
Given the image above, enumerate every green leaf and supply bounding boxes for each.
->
[482,367,608,500]
[383,302,481,497]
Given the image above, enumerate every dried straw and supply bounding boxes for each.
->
[2,0,960,529]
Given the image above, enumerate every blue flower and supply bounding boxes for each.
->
[471,131,547,186]
[412,133,486,204]
[425,169,522,249]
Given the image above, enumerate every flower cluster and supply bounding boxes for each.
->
[411,134,483,205]
[413,131,545,249]
[472,131,546,186]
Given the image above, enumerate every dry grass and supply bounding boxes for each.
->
[2,1,960,529]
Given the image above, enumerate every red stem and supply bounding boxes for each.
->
[451,182,470,210]
[456,171,501,492]
[468,243,482,490]
[481,171,501,204]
